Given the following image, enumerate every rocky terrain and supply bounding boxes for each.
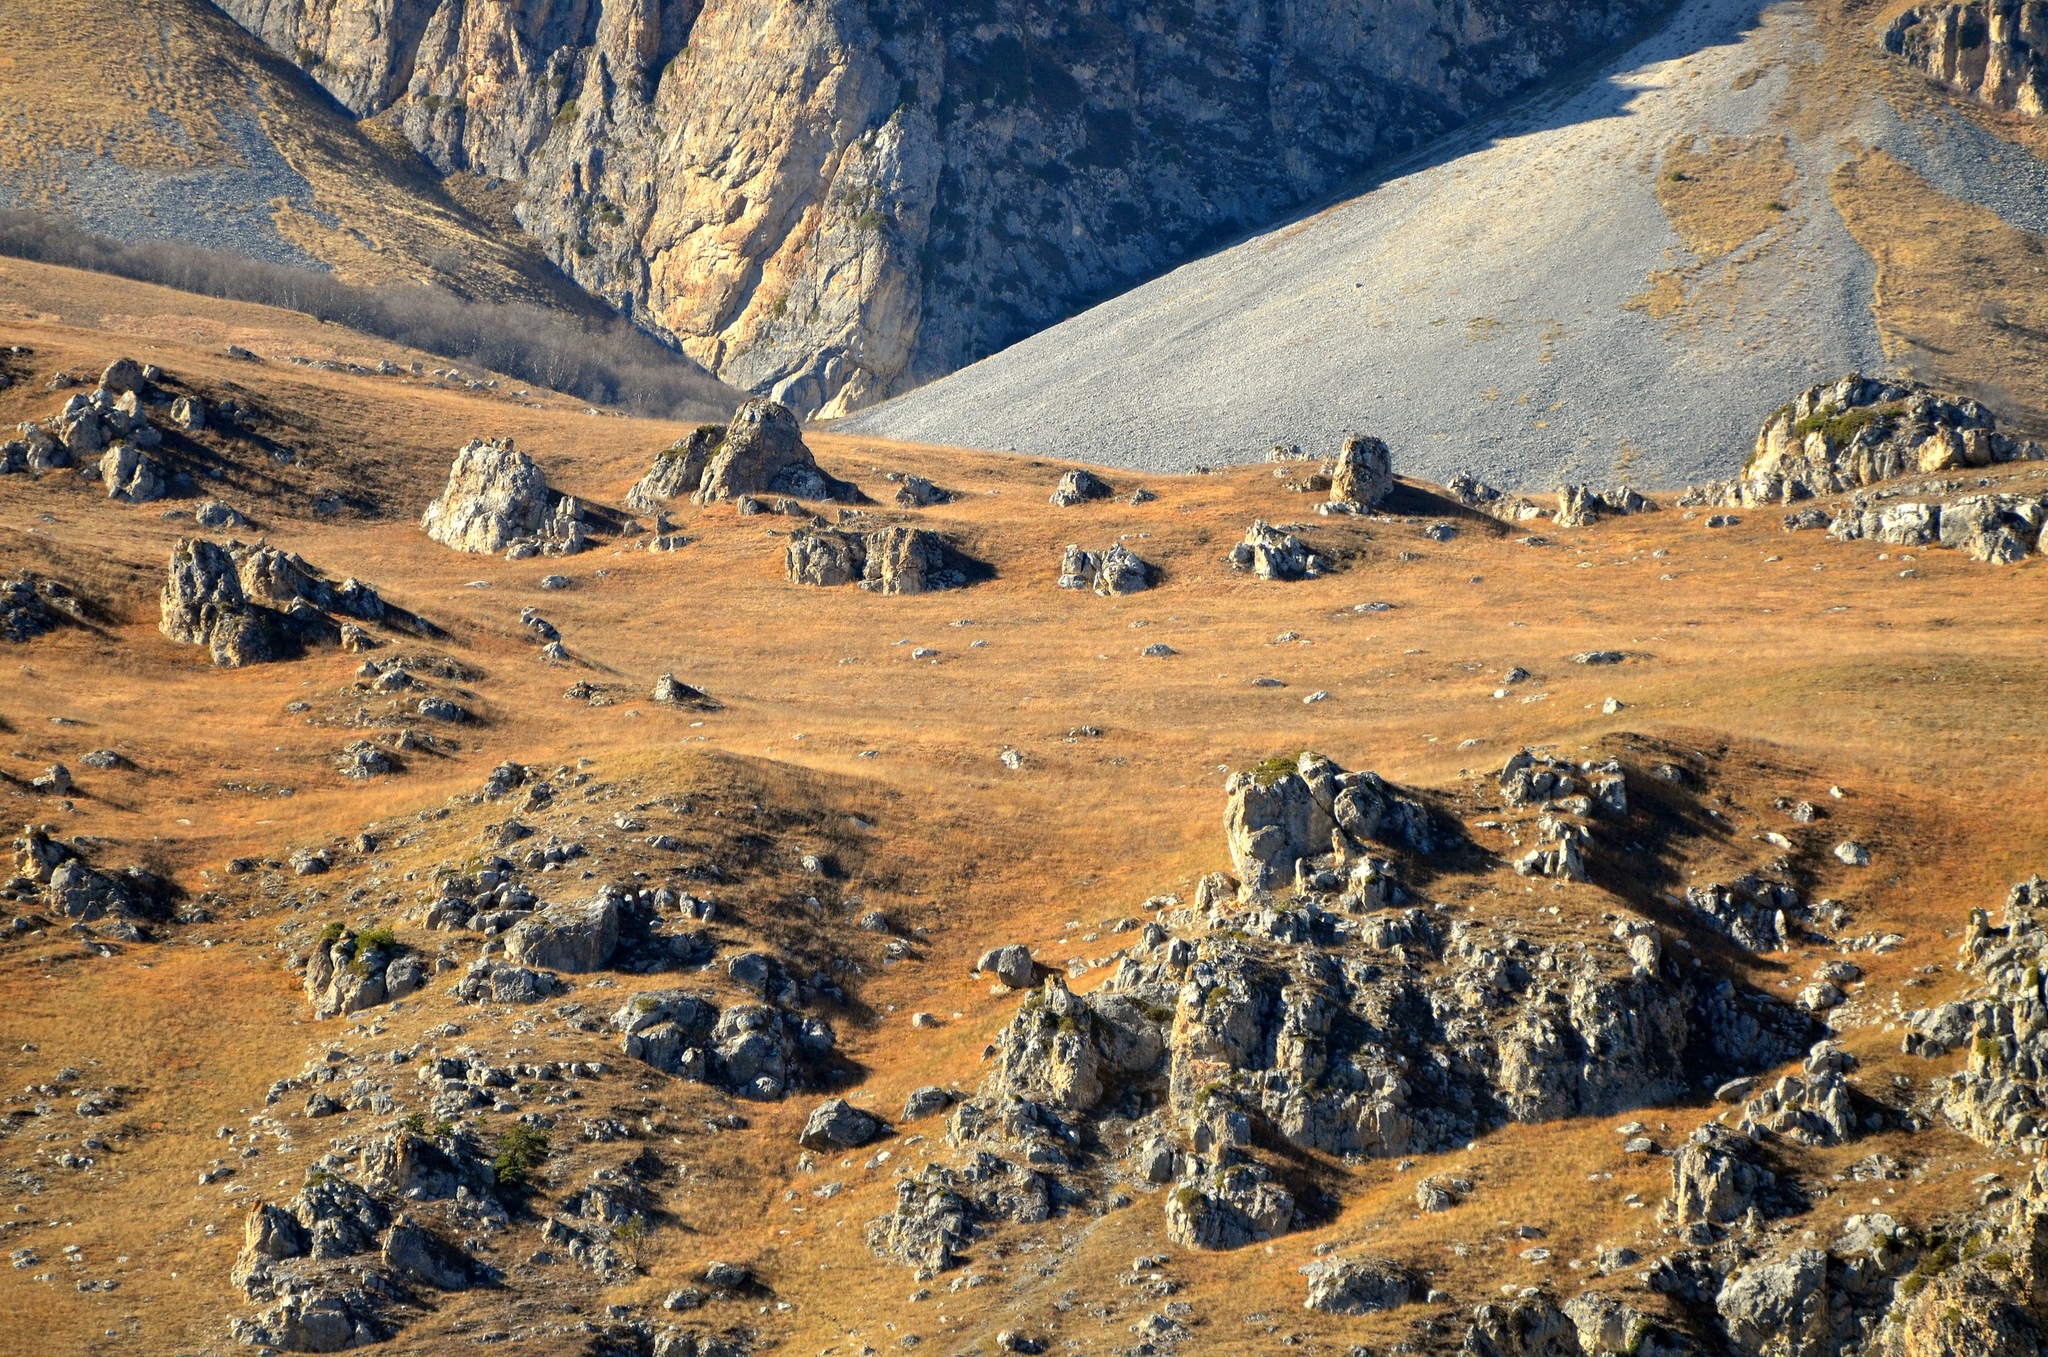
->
[1,259,2048,1357]
[203,0,1678,419]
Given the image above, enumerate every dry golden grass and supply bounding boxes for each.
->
[1653,135,1798,262]
[0,258,2045,1354]
[1831,148,2048,435]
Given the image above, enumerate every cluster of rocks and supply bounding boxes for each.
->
[1554,483,1656,528]
[864,752,1810,1278]
[1905,874,2048,1152]
[1686,374,2042,507]
[0,358,200,504]
[420,439,593,558]
[1057,543,1151,595]
[160,538,394,666]
[1793,489,2048,563]
[786,525,974,594]
[1887,2,2048,115]
[610,987,837,1101]
[229,1125,497,1351]
[4,823,175,939]
[1226,521,1325,580]
[1444,475,1654,528]
[0,572,86,643]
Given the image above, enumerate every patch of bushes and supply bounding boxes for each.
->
[0,210,732,421]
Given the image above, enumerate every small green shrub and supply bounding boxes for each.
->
[494,1125,552,1190]
[317,921,348,946]
[355,926,398,953]
[401,1112,428,1137]
[555,99,580,126]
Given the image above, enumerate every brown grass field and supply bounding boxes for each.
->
[0,254,2044,1355]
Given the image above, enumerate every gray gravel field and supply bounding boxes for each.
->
[842,0,2045,489]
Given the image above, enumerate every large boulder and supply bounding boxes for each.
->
[505,891,621,972]
[1667,1123,1778,1225]
[1049,469,1112,506]
[1715,1248,1830,1357]
[696,399,851,503]
[99,442,165,503]
[627,425,723,511]
[420,439,551,553]
[160,539,275,667]
[799,1098,883,1150]
[1328,433,1393,507]
[1300,1255,1416,1314]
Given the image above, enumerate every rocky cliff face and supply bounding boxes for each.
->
[1888,3,2048,116]
[210,0,1672,416]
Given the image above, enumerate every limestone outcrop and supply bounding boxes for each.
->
[1057,543,1151,595]
[1328,434,1393,508]
[161,539,397,667]
[1689,374,2043,507]
[1226,521,1322,580]
[626,425,725,512]
[866,750,1809,1271]
[1887,4,2048,115]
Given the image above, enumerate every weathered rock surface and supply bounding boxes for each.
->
[695,400,853,504]
[1057,543,1151,595]
[0,572,83,642]
[1888,3,2048,115]
[627,426,724,512]
[419,439,555,555]
[160,538,277,667]
[786,525,973,593]
[1224,750,1434,890]
[1049,469,1111,507]
[1300,1254,1416,1314]
[1328,434,1393,508]
[1226,521,1321,580]
[505,890,622,973]
[799,1098,883,1150]
[1688,374,2042,508]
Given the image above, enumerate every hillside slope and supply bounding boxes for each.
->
[206,0,1683,417]
[0,0,585,307]
[843,0,2048,488]
[3,260,2048,1357]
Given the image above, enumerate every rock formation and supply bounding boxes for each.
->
[1226,521,1322,580]
[626,425,725,512]
[1887,3,2048,115]
[1689,374,2043,508]
[786,525,972,594]
[210,0,1672,417]
[160,539,395,666]
[1328,434,1393,508]
[160,538,277,667]
[1049,470,1112,507]
[420,439,553,554]
[858,749,1810,1273]
[1056,543,1151,595]
[694,400,854,504]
